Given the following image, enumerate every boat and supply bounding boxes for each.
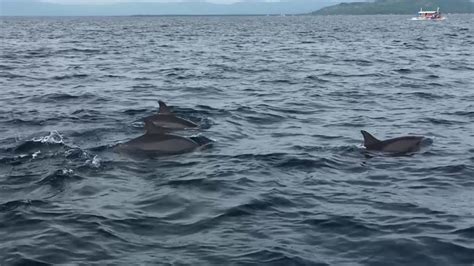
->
[411,7,446,21]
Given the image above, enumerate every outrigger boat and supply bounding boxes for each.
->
[412,7,445,21]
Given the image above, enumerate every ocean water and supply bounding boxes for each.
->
[0,15,473,265]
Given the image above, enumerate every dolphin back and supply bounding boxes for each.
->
[361,130,381,148]
[380,136,424,153]
[361,130,426,153]
[158,100,172,114]
[145,101,198,130]
[144,117,168,134]
[117,133,200,155]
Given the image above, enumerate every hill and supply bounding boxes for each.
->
[311,0,474,15]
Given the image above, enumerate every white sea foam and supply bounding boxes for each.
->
[33,131,64,144]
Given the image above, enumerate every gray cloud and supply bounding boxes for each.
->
[1,0,362,16]
[40,0,352,3]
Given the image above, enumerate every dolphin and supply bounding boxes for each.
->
[144,100,198,130]
[115,118,210,155]
[361,130,425,153]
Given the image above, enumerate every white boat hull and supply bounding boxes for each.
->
[411,17,446,21]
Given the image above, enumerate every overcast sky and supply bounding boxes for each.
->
[41,0,347,4]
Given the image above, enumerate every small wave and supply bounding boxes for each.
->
[276,157,343,171]
[305,75,330,83]
[189,135,214,147]
[230,249,324,265]
[101,74,124,79]
[342,58,373,66]
[372,201,444,215]
[398,82,423,89]
[122,108,149,115]
[36,169,83,188]
[4,258,52,266]
[0,199,49,212]
[23,49,52,58]
[259,79,298,85]
[52,73,89,80]
[0,64,15,70]
[416,236,474,264]
[162,178,219,191]
[359,238,441,265]
[292,145,360,156]
[420,118,466,125]
[449,65,474,71]
[4,118,44,126]
[231,153,287,165]
[133,77,151,81]
[429,164,470,175]
[448,111,474,118]
[212,195,292,221]
[193,105,232,116]
[70,110,104,121]
[42,93,94,101]
[426,82,443,87]
[0,155,29,166]
[71,108,101,116]
[403,177,455,189]
[0,72,36,79]
[57,48,101,54]
[29,93,101,104]
[14,140,64,154]
[395,68,412,74]
[243,114,286,125]
[322,72,384,78]
[131,84,158,89]
[452,226,474,239]
[300,215,378,237]
[403,43,427,50]
[405,92,443,100]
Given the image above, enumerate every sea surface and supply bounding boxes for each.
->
[1,15,473,265]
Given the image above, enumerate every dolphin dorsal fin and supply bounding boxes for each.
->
[158,100,172,114]
[144,118,166,134]
[361,130,381,146]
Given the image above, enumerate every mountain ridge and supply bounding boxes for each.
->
[311,0,474,15]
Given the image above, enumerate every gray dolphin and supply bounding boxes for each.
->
[116,118,209,155]
[361,130,425,153]
[144,100,198,130]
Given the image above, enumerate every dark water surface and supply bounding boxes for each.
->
[1,15,474,265]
